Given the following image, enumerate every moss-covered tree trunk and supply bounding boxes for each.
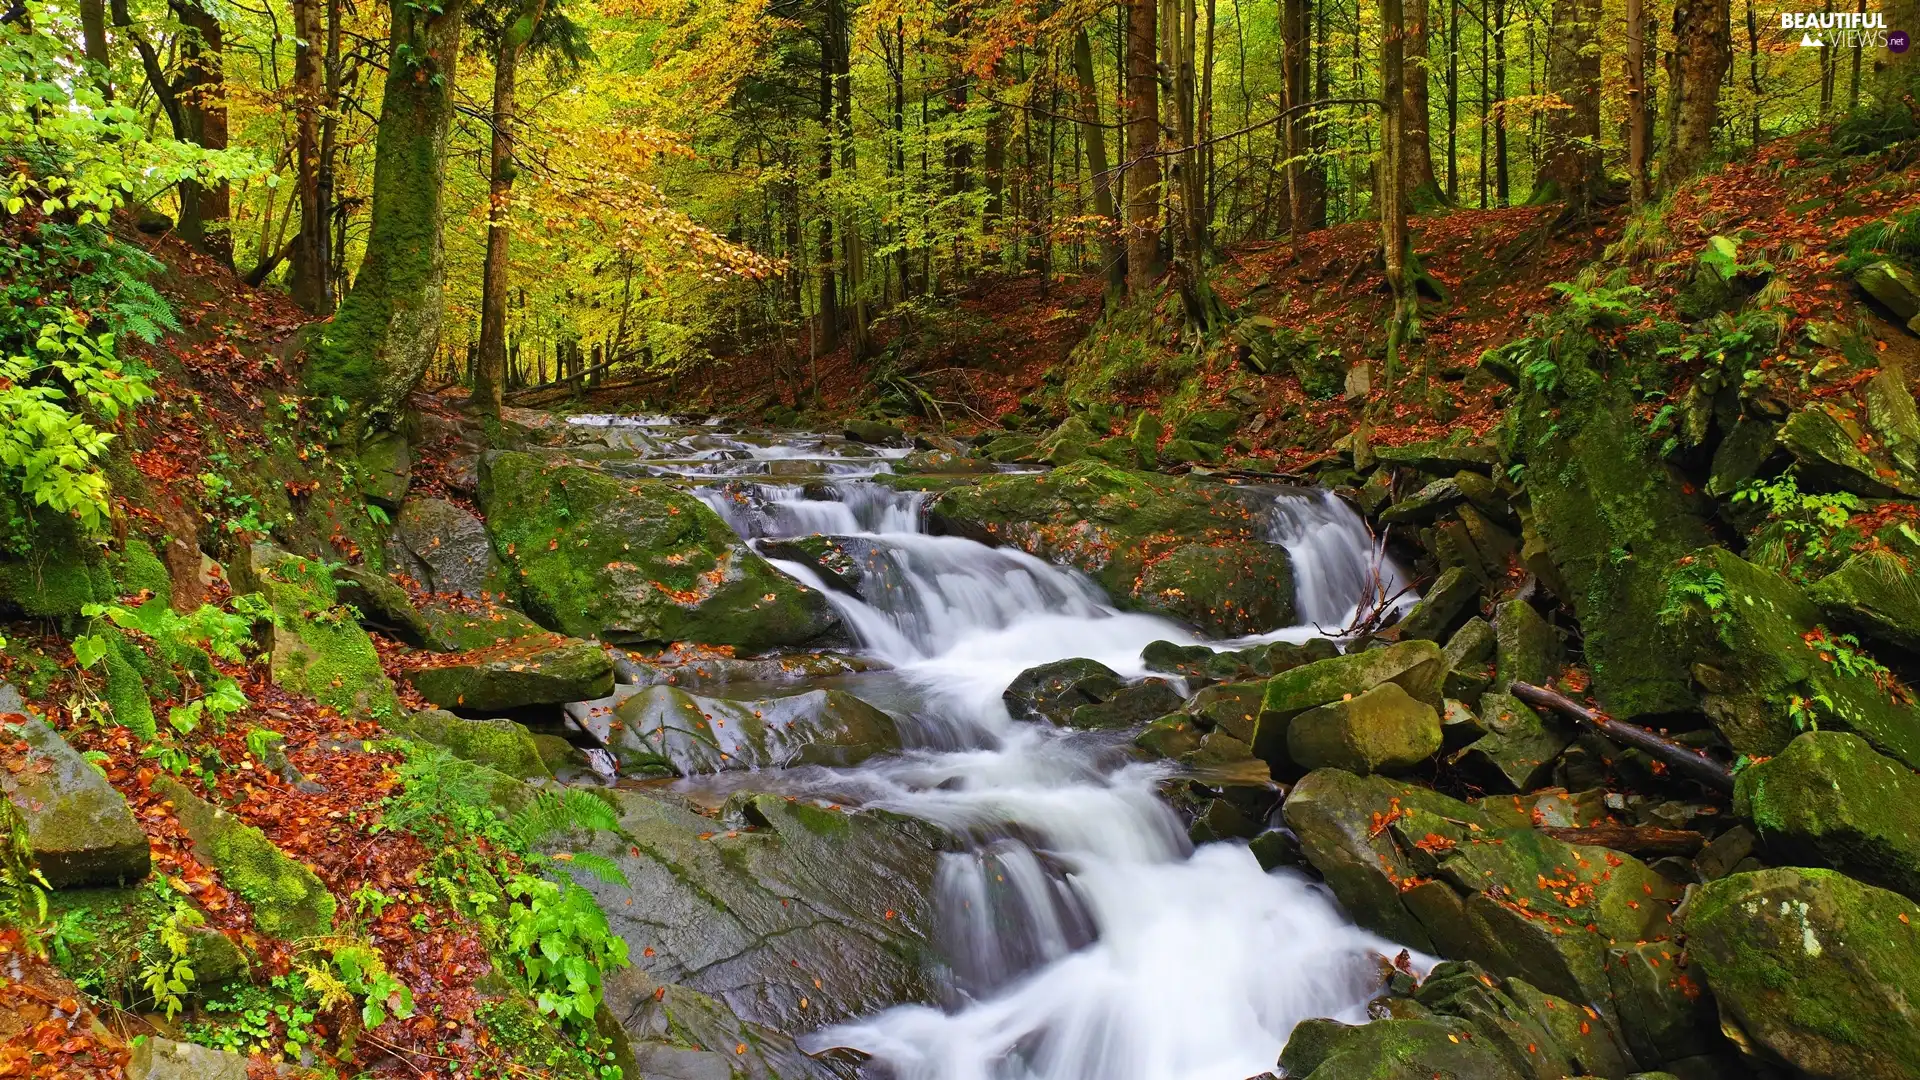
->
[1536,0,1602,206]
[1663,0,1729,190]
[303,0,467,424]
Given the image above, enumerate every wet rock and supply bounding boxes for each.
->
[1378,478,1466,525]
[1684,867,1920,1080]
[1807,540,1920,655]
[396,709,551,780]
[843,419,908,446]
[1778,402,1918,498]
[356,430,411,510]
[1706,417,1781,499]
[931,461,1294,630]
[1186,681,1267,742]
[1004,658,1126,724]
[47,886,251,1000]
[1374,433,1501,475]
[1866,360,1920,474]
[131,1036,322,1079]
[1141,639,1217,681]
[479,452,840,649]
[0,717,148,888]
[1134,714,1206,759]
[1159,437,1223,465]
[1065,679,1184,730]
[1493,599,1562,690]
[1286,682,1442,776]
[609,649,876,688]
[895,449,994,474]
[386,497,510,599]
[1606,939,1718,1064]
[980,433,1040,463]
[757,534,879,594]
[1414,960,1636,1080]
[1441,617,1496,704]
[1278,1016,1524,1080]
[577,788,942,1033]
[1449,691,1573,792]
[1854,259,1920,320]
[605,966,840,1080]
[1175,409,1242,445]
[587,684,901,776]
[1138,541,1296,636]
[1663,547,1920,768]
[152,776,335,939]
[1253,640,1445,767]
[1394,566,1478,643]
[1735,730,1920,901]
[256,550,403,722]
[403,633,614,713]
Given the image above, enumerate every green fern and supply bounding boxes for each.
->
[506,789,621,851]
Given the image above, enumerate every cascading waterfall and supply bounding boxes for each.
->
[582,417,1411,1080]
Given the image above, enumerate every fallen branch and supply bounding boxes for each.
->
[1539,824,1706,858]
[1509,681,1734,793]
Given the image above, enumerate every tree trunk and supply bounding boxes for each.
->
[1493,0,1509,205]
[1626,0,1651,204]
[833,0,870,360]
[78,0,111,91]
[173,0,230,266]
[473,0,549,417]
[1281,0,1326,236]
[1072,29,1126,294]
[1404,0,1439,200]
[1664,0,1729,189]
[302,0,468,425]
[1124,0,1162,294]
[1445,0,1458,199]
[290,0,329,312]
[318,0,344,297]
[1380,0,1413,386]
[815,26,839,355]
[1537,0,1602,205]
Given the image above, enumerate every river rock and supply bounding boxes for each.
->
[1065,679,1184,730]
[1605,939,1719,1064]
[606,966,834,1080]
[1778,401,1919,498]
[480,452,840,649]
[1663,546,1920,768]
[1441,617,1496,704]
[1493,598,1561,690]
[1807,541,1920,655]
[756,534,880,594]
[843,419,908,446]
[1854,259,1920,320]
[1283,769,1681,1012]
[930,461,1296,632]
[1278,1016,1524,1080]
[1374,432,1501,475]
[1684,867,1920,1080]
[1379,478,1467,525]
[1003,658,1126,724]
[403,633,613,712]
[386,497,511,598]
[1252,640,1445,767]
[1138,541,1296,636]
[1450,691,1573,792]
[1185,681,1266,742]
[571,788,942,1033]
[1286,682,1442,775]
[1413,960,1637,1079]
[1,717,148,888]
[1394,566,1478,642]
[253,550,403,722]
[152,776,335,939]
[1735,730,1920,901]
[396,709,550,780]
[586,684,901,776]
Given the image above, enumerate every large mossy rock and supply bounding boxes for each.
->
[1,717,149,888]
[1003,657,1126,724]
[1283,769,1681,1013]
[395,709,551,780]
[131,1036,322,1080]
[1779,401,1919,499]
[256,551,404,722]
[581,685,901,776]
[1252,641,1445,768]
[1501,330,1713,720]
[479,452,839,649]
[152,776,336,939]
[1411,960,1640,1079]
[1807,542,1920,655]
[1278,1017,1525,1080]
[930,461,1296,632]
[386,497,511,599]
[1684,867,1920,1080]
[1450,691,1573,793]
[573,788,943,1032]
[402,633,613,712]
[1662,547,1920,767]
[1286,681,1442,775]
[1735,730,1920,901]
[0,515,114,618]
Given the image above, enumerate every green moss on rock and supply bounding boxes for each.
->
[1736,730,1920,901]
[403,633,613,712]
[397,708,552,780]
[152,776,335,939]
[258,550,404,721]
[1,717,149,888]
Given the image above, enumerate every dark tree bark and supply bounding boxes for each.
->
[1281,0,1326,235]
[1626,0,1651,204]
[1404,0,1439,200]
[1380,0,1413,382]
[302,0,469,424]
[1664,0,1730,189]
[173,0,230,265]
[289,0,330,312]
[1124,0,1162,294]
[473,0,552,416]
[1537,0,1602,205]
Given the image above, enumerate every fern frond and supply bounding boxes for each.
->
[507,789,620,850]
[555,851,629,887]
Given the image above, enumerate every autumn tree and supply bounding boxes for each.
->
[1665,0,1731,188]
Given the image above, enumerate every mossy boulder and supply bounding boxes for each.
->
[1003,658,1127,724]
[1252,640,1445,767]
[1283,769,1681,1011]
[396,708,551,780]
[1286,682,1442,775]
[1379,478,1467,525]
[1063,679,1184,730]
[0,525,109,618]
[152,776,336,939]
[1684,867,1920,1080]
[1395,566,1479,643]
[1735,730,1920,901]
[386,497,512,599]
[930,461,1293,628]
[1138,541,1296,636]
[894,448,994,474]
[1778,401,1919,498]
[584,685,902,776]
[1449,691,1573,792]
[1661,547,1920,768]
[1807,542,1920,655]
[256,550,403,721]
[356,430,411,510]
[843,419,908,446]
[1184,680,1267,742]
[1277,1017,1524,1080]
[45,886,250,1002]
[479,453,840,649]
[403,633,613,712]
[1037,416,1098,465]
[1854,259,1920,320]
[1,717,149,888]
[1492,599,1561,690]
[1374,433,1501,475]
[1412,961,1638,1079]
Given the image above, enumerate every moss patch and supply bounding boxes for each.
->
[153,775,337,940]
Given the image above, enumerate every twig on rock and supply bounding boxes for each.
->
[1508,680,1734,793]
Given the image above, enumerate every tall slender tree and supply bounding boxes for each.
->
[1124,0,1161,293]
[1665,0,1730,188]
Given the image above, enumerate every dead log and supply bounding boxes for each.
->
[1538,824,1706,858]
[1508,681,1734,794]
